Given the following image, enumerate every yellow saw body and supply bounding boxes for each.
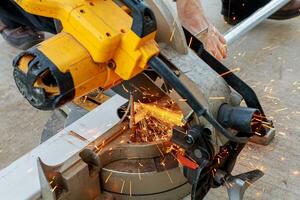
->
[14,0,159,109]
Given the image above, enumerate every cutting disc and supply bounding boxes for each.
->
[112,71,168,103]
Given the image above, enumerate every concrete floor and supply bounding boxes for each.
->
[0,1,299,200]
[0,40,51,170]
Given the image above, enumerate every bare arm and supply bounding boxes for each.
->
[176,0,227,60]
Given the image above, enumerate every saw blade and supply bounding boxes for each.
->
[112,71,168,103]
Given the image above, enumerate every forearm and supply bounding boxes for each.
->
[176,0,210,34]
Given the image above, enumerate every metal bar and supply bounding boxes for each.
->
[0,95,127,200]
[224,0,291,45]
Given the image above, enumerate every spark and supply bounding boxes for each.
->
[119,140,125,144]
[209,96,225,100]
[155,142,165,157]
[165,169,174,184]
[224,180,231,189]
[138,162,144,167]
[51,185,58,192]
[278,132,286,136]
[120,179,125,193]
[188,37,193,48]
[262,124,274,129]
[249,161,255,168]
[82,95,88,103]
[178,98,187,102]
[251,155,260,160]
[129,180,132,196]
[132,102,183,143]
[122,84,129,93]
[245,180,253,186]
[219,68,240,77]
[105,171,113,183]
[262,45,279,50]
[212,168,217,177]
[130,94,137,139]
[275,108,288,113]
[94,145,100,151]
[169,17,177,42]
[255,132,262,136]
[169,27,176,42]
[138,168,142,181]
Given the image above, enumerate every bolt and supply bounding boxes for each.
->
[144,15,152,23]
[185,134,195,145]
[194,149,202,159]
[107,60,116,69]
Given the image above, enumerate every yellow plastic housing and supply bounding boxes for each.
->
[36,32,122,98]
[16,0,159,80]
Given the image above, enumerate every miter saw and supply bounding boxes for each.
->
[5,0,280,199]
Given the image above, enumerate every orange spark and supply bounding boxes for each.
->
[105,171,113,183]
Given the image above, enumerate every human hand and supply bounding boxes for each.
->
[200,24,227,60]
[176,0,228,60]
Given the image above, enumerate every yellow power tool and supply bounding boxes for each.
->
[13,0,159,109]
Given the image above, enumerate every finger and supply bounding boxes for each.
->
[217,42,228,59]
[209,47,222,61]
[219,35,226,45]
[210,49,217,58]
[215,49,223,61]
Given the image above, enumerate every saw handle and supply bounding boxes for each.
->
[122,0,157,37]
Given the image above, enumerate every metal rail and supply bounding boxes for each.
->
[224,0,291,45]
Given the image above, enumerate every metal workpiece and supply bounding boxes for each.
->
[224,0,291,45]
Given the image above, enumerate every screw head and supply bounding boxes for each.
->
[107,60,116,69]
[185,134,195,145]
[194,149,202,159]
